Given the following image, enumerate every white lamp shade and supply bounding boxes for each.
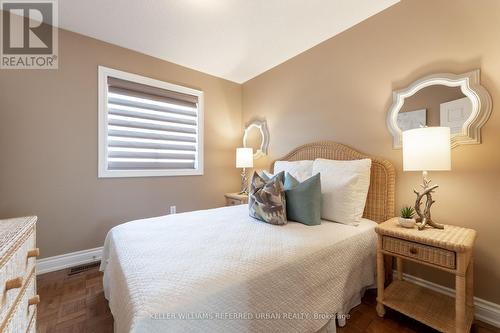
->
[403,127,451,171]
[236,148,253,168]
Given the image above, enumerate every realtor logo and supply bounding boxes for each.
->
[1,0,58,69]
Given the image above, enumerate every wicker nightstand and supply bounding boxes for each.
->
[224,193,248,206]
[375,217,476,333]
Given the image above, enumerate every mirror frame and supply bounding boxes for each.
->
[243,119,270,159]
[387,69,492,149]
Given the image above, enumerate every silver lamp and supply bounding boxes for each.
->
[403,127,451,230]
[236,148,253,195]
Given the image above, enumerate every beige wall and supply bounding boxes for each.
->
[242,0,500,303]
[0,29,242,258]
[401,85,465,126]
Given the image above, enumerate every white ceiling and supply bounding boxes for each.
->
[59,0,399,83]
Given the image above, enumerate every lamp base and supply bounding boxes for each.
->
[414,171,444,230]
[415,217,444,230]
[239,168,249,195]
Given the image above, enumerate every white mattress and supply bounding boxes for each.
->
[100,204,377,333]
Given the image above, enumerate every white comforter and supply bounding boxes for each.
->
[100,204,377,333]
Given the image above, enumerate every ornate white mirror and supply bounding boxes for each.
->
[243,119,269,159]
[387,70,492,148]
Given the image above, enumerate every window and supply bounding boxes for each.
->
[98,66,203,178]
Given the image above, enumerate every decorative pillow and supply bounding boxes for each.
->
[248,171,287,225]
[274,160,314,182]
[260,170,274,181]
[312,158,371,225]
[284,173,322,226]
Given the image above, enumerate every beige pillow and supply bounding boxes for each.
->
[312,158,371,225]
[273,160,314,182]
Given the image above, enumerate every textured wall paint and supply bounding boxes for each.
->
[0,29,242,258]
[242,0,500,303]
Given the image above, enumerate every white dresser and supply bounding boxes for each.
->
[0,216,39,333]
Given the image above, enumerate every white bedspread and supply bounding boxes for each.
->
[100,204,377,333]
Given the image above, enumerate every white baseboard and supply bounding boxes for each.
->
[394,271,500,328]
[36,247,103,275]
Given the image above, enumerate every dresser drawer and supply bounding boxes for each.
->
[26,312,36,333]
[0,228,37,323]
[2,270,36,333]
[383,236,456,269]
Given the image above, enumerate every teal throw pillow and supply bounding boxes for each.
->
[284,173,321,226]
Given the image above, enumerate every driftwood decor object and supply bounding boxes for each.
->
[413,172,443,230]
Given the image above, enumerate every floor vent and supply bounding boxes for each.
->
[68,261,100,276]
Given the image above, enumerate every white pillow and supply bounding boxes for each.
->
[273,160,313,182]
[312,158,371,225]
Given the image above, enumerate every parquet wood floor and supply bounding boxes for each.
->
[37,266,113,333]
[37,266,499,333]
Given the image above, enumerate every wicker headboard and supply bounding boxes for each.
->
[271,141,396,223]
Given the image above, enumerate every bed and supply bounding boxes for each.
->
[100,141,396,333]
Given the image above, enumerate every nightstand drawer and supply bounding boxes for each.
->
[226,198,241,206]
[383,236,456,269]
[224,193,248,206]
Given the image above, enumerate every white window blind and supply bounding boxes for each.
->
[98,67,203,178]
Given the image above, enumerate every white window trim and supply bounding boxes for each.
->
[98,66,204,178]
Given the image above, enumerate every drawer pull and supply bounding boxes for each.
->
[27,248,40,258]
[5,277,23,290]
[28,295,40,306]
[409,247,418,255]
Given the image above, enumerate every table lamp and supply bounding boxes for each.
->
[403,127,451,230]
[236,148,253,195]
